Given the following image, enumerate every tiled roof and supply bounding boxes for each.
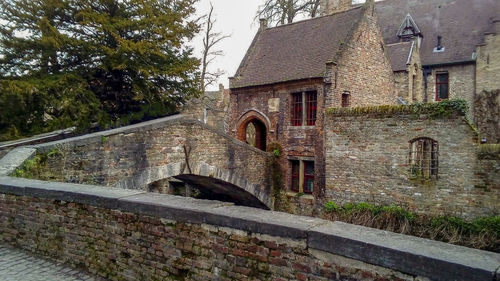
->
[386,42,413,72]
[375,0,498,66]
[231,6,364,89]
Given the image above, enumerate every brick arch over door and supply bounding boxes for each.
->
[235,109,271,151]
[114,161,272,209]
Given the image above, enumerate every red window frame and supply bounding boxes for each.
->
[291,160,300,192]
[435,73,449,101]
[303,161,314,194]
[306,91,317,126]
[291,92,302,126]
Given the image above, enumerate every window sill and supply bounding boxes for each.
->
[287,125,316,130]
[286,192,314,199]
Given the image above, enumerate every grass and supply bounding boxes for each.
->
[322,201,499,252]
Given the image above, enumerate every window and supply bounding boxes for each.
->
[291,92,302,126]
[291,160,300,192]
[341,92,350,108]
[289,160,314,194]
[409,138,439,179]
[435,73,449,101]
[291,91,317,126]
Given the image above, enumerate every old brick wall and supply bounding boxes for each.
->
[394,71,409,101]
[0,180,497,281]
[0,194,412,281]
[424,64,476,119]
[325,4,397,108]
[324,113,499,218]
[32,117,271,203]
[476,24,500,93]
[474,90,500,143]
[229,79,326,199]
[181,88,229,132]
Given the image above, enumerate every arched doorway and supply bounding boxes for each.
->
[238,118,267,150]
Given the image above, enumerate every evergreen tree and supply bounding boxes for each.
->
[0,0,201,140]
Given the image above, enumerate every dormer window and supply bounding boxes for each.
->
[397,14,421,41]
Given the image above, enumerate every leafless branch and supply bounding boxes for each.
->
[200,3,230,94]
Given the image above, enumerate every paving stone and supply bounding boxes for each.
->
[0,243,107,281]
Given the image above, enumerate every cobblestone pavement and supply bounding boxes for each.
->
[0,243,107,281]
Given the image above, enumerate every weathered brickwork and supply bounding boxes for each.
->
[324,113,499,218]
[181,86,230,132]
[228,79,326,197]
[30,117,273,208]
[0,194,425,281]
[474,90,500,143]
[395,44,424,103]
[424,64,476,119]
[476,21,500,93]
[325,4,397,108]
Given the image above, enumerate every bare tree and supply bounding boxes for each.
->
[255,0,321,26]
[200,3,230,94]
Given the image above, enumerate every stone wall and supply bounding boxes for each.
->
[0,177,498,281]
[325,2,397,108]
[16,115,273,209]
[476,22,500,93]
[394,71,409,102]
[181,86,229,132]
[424,64,475,119]
[474,90,500,143]
[324,111,499,218]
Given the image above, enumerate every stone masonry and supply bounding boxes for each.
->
[18,115,273,209]
[0,176,499,281]
[324,111,499,218]
[325,2,397,108]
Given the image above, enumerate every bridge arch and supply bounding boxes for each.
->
[114,162,272,210]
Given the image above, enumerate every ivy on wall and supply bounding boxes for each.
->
[326,99,469,118]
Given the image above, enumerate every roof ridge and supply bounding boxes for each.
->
[262,5,363,31]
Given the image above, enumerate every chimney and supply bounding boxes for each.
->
[320,0,353,16]
[259,18,268,30]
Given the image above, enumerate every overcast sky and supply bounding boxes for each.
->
[192,0,261,91]
[193,0,369,91]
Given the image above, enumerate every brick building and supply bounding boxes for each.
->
[225,0,499,217]
[228,0,396,200]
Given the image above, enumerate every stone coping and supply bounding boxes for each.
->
[0,176,499,281]
[0,127,75,149]
[27,114,269,156]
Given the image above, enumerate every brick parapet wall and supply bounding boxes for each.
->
[0,176,499,281]
[13,115,272,206]
[324,112,499,218]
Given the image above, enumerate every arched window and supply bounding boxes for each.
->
[409,138,439,179]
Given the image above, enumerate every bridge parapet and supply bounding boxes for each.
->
[0,177,498,281]
[3,114,273,209]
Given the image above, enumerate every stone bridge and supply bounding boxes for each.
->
[12,115,274,209]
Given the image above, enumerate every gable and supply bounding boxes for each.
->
[231,7,364,89]
[396,13,421,38]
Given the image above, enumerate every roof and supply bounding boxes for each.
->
[386,41,413,71]
[375,0,498,66]
[231,6,364,89]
